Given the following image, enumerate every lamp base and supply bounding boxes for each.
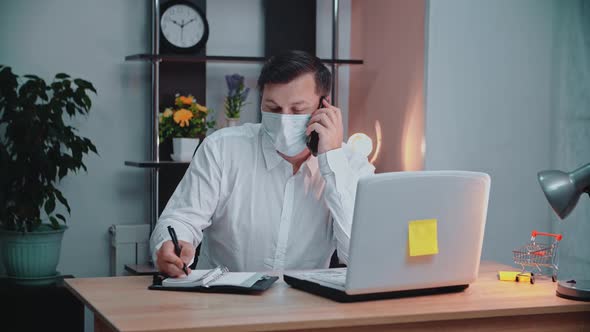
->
[556,280,590,301]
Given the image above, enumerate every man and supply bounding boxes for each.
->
[150,50,375,276]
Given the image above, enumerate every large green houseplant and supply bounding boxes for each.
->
[0,65,97,284]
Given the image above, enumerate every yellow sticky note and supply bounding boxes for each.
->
[408,219,439,256]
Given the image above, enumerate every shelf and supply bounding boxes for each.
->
[125,160,190,168]
[125,53,364,65]
[124,264,158,276]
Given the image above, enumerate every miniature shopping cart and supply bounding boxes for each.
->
[512,230,562,284]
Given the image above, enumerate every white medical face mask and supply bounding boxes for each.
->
[261,111,311,157]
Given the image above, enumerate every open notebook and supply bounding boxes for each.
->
[162,269,264,288]
[149,266,278,294]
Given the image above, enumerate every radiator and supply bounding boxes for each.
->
[109,224,151,276]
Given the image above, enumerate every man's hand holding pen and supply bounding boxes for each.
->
[156,226,195,277]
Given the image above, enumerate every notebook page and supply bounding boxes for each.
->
[161,269,211,287]
[209,272,263,287]
[161,270,263,288]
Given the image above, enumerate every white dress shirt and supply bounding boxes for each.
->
[150,123,375,272]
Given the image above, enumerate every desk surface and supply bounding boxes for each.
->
[65,262,590,332]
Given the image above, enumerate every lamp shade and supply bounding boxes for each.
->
[538,163,590,219]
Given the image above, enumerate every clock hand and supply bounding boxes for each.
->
[184,18,196,25]
[170,19,181,26]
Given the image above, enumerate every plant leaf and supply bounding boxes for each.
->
[49,216,60,229]
[66,103,75,116]
[87,82,97,94]
[44,196,56,215]
[58,165,68,179]
[83,138,98,154]
[55,73,70,79]
[55,190,71,215]
[56,214,66,223]
[82,95,92,109]
[23,74,41,80]
[74,78,97,94]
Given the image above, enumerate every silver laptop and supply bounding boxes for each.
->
[284,171,491,302]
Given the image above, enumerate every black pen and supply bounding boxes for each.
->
[167,225,189,276]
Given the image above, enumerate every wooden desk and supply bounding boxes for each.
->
[65,262,590,332]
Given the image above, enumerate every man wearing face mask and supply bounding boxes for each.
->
[150,50,375,276]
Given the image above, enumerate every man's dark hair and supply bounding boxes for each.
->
[258,50,332,96]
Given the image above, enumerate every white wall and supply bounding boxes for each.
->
[425,0,555,265]
[0,0,151,277]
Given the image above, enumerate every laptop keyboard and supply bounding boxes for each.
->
[296,268,347,287]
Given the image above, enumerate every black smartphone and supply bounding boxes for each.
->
[306,96,325,156]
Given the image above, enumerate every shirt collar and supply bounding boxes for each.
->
[260,130,319,176]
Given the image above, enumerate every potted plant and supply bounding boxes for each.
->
[224,74,250,127]
[0,65,97,285]
[159,94,215,162]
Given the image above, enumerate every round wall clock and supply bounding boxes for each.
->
[160,1,209,53]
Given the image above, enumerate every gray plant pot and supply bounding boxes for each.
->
[0,225,67,286]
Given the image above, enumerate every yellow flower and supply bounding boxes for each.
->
[173,108,193,127]
[195,103,208,113]
[163,108,173,117]
[178,95,194,105]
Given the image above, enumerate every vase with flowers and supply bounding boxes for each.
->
[224,73,250,127]
[159,94,215,162]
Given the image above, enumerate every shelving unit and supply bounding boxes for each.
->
[125,0,362,239]
[125,53,363,65]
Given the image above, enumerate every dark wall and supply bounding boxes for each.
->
[264,0,317,56]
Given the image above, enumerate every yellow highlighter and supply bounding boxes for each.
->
[498,271,534,284]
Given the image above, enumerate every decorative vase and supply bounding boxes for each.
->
[0,225,67,286]
[172,137,200,162]
[225,116,240,127]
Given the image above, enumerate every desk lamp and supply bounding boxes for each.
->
[538,162,590,301]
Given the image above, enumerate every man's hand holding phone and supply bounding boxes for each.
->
[156,240,195,277]
[306,98,343,155]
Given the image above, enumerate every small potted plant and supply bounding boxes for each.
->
[0,65,97,285]
[159,94,215,162]
[224,73,250,127]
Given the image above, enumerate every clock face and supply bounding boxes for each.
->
[160,4,205,49]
